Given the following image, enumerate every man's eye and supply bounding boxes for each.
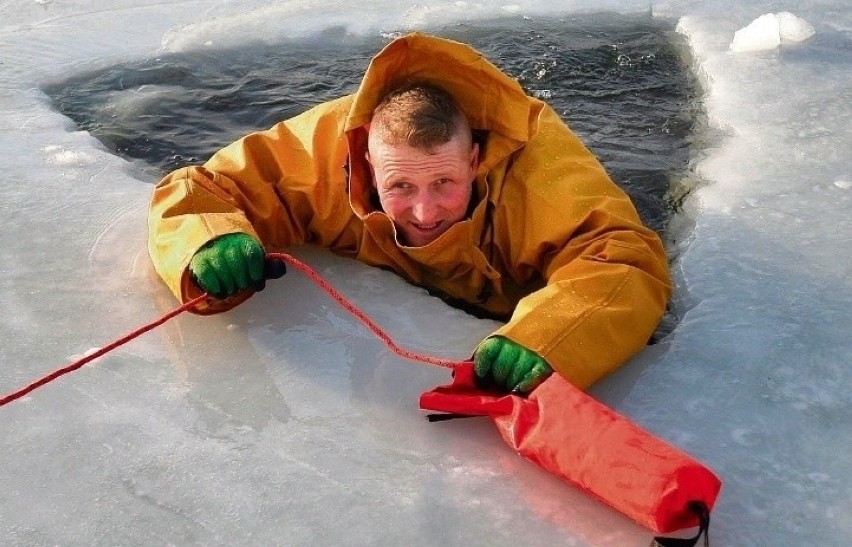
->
[436,178,458,191]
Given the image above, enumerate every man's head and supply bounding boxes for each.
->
[366,84,479,247]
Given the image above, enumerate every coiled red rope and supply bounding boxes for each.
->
[0,252,462,407]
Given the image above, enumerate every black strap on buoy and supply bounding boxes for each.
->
[650,500,711,547]
[425,413,483,422]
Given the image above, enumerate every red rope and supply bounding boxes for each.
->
[1,253,462,407]
[0,294,208,407]
[269,253,462,370]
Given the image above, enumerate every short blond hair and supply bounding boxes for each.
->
[370,84,471,149]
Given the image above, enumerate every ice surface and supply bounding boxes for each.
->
[1,1,850,546]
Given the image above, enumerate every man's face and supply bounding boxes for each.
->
[367,133,479,247]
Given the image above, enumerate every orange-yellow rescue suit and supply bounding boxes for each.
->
[148,33,672,389]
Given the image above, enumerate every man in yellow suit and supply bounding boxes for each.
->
[148,33,672,394]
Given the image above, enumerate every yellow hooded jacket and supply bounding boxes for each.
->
[148,33,672,389]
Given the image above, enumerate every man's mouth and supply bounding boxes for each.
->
[412,222,441,233]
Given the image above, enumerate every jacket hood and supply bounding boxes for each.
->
[344,33,534,223]
[344,33,531,141]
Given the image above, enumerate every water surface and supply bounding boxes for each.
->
[47,13,701,236]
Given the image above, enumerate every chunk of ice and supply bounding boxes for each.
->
[778,12,816,43]
[731,13,780,53]
[730,12,814,53]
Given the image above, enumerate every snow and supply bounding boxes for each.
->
[1,1,850,546]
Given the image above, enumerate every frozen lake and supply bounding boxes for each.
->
[1,1,850,545]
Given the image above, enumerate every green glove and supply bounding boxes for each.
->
[473,336,553,393]
[189,233,266,299]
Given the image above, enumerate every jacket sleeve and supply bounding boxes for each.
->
[492,104,673,389]
[147,97,353,312]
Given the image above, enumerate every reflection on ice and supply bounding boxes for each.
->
[42,144,99,168]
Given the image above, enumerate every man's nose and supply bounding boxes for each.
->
[411,195,439,223]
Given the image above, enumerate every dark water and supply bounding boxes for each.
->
[46,13,700,236]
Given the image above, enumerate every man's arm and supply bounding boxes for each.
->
[148,131,294,312]
[147,97,354,312]
[489,104,672,390]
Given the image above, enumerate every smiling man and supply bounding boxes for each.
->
[366,85,478,248]
[148,33,672,393]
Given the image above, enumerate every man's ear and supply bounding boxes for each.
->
[364,151,378,189]
[469,143,480,170]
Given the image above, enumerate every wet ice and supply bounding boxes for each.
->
[1,1,850,546]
